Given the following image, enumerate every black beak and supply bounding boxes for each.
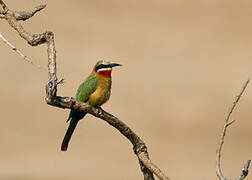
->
[110,63,122,68]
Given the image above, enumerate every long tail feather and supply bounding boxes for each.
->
[61,112,86,151]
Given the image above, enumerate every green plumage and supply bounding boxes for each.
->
[61,73,98,151]
[61,59,121,151]
[75,73,98,102]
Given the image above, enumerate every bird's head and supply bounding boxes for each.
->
[94,59,122,77]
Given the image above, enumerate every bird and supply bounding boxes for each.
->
[61,59,122,151]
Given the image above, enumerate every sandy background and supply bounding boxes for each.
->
[1,0,252,179]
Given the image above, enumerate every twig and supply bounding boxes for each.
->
[237,160,251,180]
[0,32,41,68]
[13,4,46,21]
[0,1,169,179]
[216,79,250,180]
[0,0,7,13]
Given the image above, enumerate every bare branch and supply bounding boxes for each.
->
[0,0,8,13]
[0,1,45,21]
[216,79,250,180]
[226,119,235,127]
[50,97,170,180]
[56,77,64,85]
[237,160,251,180]
[0,32,41,68]
[138,153,170,180]
[13,4,46,21]
[0,1,169,179]
[225,79,250,124]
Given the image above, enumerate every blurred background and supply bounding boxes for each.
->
[0,0,252,179]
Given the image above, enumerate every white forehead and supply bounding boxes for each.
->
[101,59,111,65]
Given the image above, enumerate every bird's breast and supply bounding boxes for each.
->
[88,77,111,107]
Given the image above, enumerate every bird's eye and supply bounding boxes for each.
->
[96,64,110,71]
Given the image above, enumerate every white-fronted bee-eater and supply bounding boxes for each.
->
[61,59,122,151]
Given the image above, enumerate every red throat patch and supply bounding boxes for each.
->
[98,70,112,76]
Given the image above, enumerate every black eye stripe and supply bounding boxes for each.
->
[95,64,110,71]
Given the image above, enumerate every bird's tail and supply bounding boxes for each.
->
[61,112,87,151]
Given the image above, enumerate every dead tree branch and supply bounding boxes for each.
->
[237,160,251,180]
[0,3,46,20]
[0,1,169,180]
[0,32,40,68]
[216,79,250,180]
[13,4,46,21]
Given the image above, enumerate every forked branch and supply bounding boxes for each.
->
[216,79,251,180]
[0,1,169,180]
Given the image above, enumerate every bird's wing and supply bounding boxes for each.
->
[75,74,98,102]
[66,74,98,122]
